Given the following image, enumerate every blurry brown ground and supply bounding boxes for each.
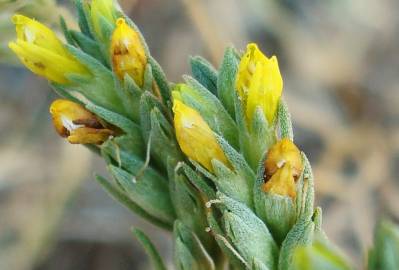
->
[0,0,398,269]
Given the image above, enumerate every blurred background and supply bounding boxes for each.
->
[0,0,398,269]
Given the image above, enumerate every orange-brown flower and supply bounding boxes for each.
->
[262,162,296,199]
[264,138,303,180]
[49,99,113,144]
[110,18,147,86]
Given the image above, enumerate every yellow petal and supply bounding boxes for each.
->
[262,162,296,199]
[236,43,269,99]
[265,138,303,180]
[236,43,283,125]
[10,15,89,84]
[173,99,228,172]
[68,127,113,144]
[110,18,147,86]
[9,40,88,84]
[12,14,67,55]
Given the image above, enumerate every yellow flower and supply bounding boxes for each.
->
[236,43,283,125]
[9,14,88,84]
[110,18,147,86]
[173,99,228,172]
[262,162,296,199]
[50,99,114,144]
[264,138,303,180]
[90,0,118,40]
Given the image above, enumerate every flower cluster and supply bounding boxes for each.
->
[10,1,392,270]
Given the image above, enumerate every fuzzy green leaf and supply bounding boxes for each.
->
[132,228,167,270]
[149,56,172,108]
[217,46,239,118]
[109,165,175,225]
[174,221,215,270]
[95,175,172,230]
[190,56,218,95]
[219,194,278,270]
[85,102,140,135]
[278,99,294,141]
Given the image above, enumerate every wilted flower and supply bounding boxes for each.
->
[264,138,303,180]
[110,18,147,86]
[236,43,283,125]
[262,162,296,199]
[8,15,88,84]
[50,99,114,144]
[173,99,228,172]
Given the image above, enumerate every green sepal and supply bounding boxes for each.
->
[73,0,93,38]
[108,165,175,226]
[296,153,315,221]
[69,30,105,65]
[101,140,160,180]
[59,16,75,46]
[132,228,167,270]
[277,99,294,140]
[211,159,252,209]
[95,175,172,230]
[218,194,278,270]
[111,134,145,159]
[211,134,255,208]
[247,106,276,170]
[180,162,216,200]
[85,102,140,135]
[174,221,216,270]
[368,220,399,270]
[190,56,218,95]
[143,63,154,92]
[149,56,172,108]
[139,93,179,171]
[206,209,248,269]
[167,159,213,250]
[293,236,353,270]
[97,14,115,44]
[179,76,239,149]
[255,193,296,246]
[50,83,83,104]
[149,107,183,171]
[254,153,296,245]
[278,212,319,270]
[123,74,143,123]
[251,258,271,270]
[217,46,239,118]
[139,91,166,142]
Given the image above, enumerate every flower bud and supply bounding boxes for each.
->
[264,138,303,180]
[173,99,228,172]
[50,99,113,144]
[110,18,147,86]
[262,162,296,199]
[9,15,89,84]
[236,43,283,125]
